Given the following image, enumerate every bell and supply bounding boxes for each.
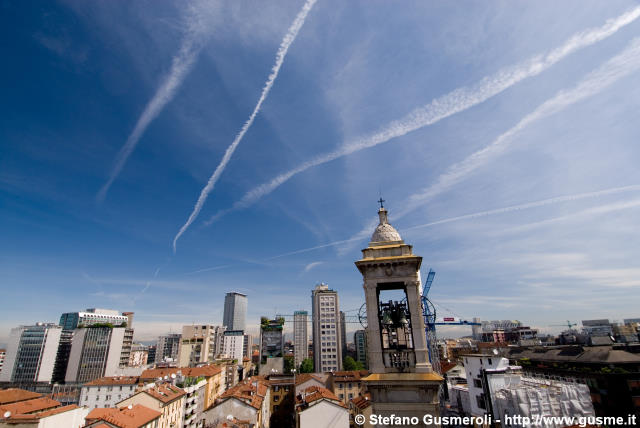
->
[382,311,392,325]
[399,313,409,326]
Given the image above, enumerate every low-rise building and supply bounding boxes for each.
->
[79,376,140,409]
[118,383,185,428]
[294,386,348,428]
[349,393,372,427]
[84,403,161,428]
[462,354,595,423]
[0,388,88,427]
[140,365,224,412]
[294,373,327,395]
[329,370,368,405]
[203,377,271,428]
[507,345,640,417]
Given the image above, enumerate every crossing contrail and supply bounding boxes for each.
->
[205,5,640,224]
[173,0,318,252]
[400,37,640,218]
[265,183,640,260]
[97,1,216,202]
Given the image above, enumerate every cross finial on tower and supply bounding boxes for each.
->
[378,197,385,209]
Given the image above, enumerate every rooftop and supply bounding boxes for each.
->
[85,404,161,428]
[0,389,42,405]
[0,397,60,416]
[85,376,140,386]
[295,386,346,409]
[218,377,268,410]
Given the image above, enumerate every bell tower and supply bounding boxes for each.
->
[355,203,442,422]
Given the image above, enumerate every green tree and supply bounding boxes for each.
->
[299,358,314,373]
[284,356,294,374]
[343,356,364,371]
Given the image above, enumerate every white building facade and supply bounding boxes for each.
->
[0,323,62,383]
[312,284,342,372]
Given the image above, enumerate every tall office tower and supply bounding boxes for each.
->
[155,333,182,363]
[223,292,247,332]
[312,283,342,372]
[222,330,245,360]
[354,330,368,369]
[0,323,62,384]
[65,326,129,383]
[178,325,226,367]
[59,308,131,329]
[340,311,347,360]
[293,311,309,369]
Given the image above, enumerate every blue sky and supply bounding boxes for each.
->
[2,0,640,344]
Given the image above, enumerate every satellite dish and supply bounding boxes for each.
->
[227,415,234,421]
[4,411,11,418]
[127,405,133,410]
[164,375,168,380]
[171,373,176,379]
[492,349,499,355]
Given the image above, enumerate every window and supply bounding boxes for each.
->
[488,358,492,365]
[476,394,486,409]
[473,379,482,388]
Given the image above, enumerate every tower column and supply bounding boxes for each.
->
[355,205,443,425]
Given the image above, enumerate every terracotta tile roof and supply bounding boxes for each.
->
[332,370,369,382]
[294,373,325,386]
[0,397,61,416]
[296,386,346,409]
[218,377,268,410]
[85,376,140,386]
[242,357,250,362]
[142,384,185,404]
[85,404,161,428]
[0,389,42,405]
[350,393,372,410]
[140,364,222,380]
[440,361,458,374]
[5,404,80,422]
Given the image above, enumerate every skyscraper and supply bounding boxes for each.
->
[223,292,247,332]
[0,323,62,384]
[293,310,309,368]
[312,283,342,372]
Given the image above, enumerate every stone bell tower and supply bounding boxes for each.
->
[355,202,442,423]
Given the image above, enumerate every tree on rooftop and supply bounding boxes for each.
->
[299,358,313,373]
[343,356,363,371]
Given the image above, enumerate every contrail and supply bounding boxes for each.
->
[400,36,640,218]
[503,198,640,234]
[97,1,215,202]
[206,6,640,224]
[265,183,640,260]
[405,184,640,232]
[173,0,318,251]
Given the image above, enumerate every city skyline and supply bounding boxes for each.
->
[3,1,640,346]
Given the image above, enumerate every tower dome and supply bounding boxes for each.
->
[370,207,402,244]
